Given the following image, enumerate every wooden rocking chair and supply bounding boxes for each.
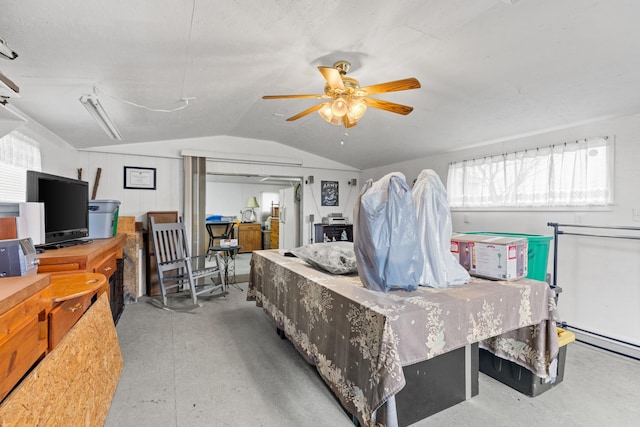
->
[150,217,227,308]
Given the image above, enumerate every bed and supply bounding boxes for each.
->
[247,250,559,427]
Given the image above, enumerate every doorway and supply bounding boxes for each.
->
[205,173,303,281]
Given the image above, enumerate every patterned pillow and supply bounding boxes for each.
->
[291,242,358,275]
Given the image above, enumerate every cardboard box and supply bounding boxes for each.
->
[451,234,528,280]
[116,216,136,234]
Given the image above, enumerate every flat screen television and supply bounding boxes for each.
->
[26,170,90,247]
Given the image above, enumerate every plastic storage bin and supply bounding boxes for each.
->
[463,232,553,281]
[88,200,121,239]
[479,328,575,397]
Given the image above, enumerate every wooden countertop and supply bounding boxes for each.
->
[37,235,126,266]
[0,274,51,316]
[50,273,107,303]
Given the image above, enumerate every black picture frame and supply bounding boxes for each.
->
[124,166,156,190]
[321,180,339,206]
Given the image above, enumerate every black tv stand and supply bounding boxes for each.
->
[38,239,93,251]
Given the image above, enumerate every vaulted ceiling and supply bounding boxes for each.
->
[1,0,639,170]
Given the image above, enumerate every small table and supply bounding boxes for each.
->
[208,245,242,290]
[205,222,235,254]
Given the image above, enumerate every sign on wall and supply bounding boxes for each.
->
[321,180,339,206]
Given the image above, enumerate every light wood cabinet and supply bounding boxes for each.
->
[270,219,279,249]
[47,273,108,351]
[36,235,125,279]
[36,235,126,323]
[0,292,122,425]
[0,274,52,402]
[238,223,262,253]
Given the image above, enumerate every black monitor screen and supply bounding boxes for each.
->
[26,170,89,245]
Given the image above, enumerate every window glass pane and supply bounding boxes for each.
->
[0,131,42,203]
[447,137,612,208]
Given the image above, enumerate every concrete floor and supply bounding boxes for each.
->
[106,270,639,427]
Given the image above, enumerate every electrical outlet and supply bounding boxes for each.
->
[575,213,585,224]
[633,208,640,222]
[463,213,471,223]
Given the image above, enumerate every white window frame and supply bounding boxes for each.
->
[0,131,42,203]
[447,136,614,210]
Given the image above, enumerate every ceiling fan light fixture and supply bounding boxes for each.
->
[331,97,348,117]
[318,102,342,125]
[264,60,420,128]
[348,98,367,120]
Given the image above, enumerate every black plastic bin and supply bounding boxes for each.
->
[479,328,575,397]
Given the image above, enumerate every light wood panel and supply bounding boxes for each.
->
[0,294,123,425]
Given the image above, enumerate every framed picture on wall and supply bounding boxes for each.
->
[321,180,339,206]
[124,166,156,190]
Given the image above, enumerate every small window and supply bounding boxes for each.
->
[0,131,42,203]
[447,136,613,208]
[260,191,279,219]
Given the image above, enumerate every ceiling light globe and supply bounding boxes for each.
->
[331,97,348,117]
[318,103,334,123]
[349,98,367,120]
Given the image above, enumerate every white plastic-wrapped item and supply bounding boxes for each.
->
[354,172,423,292]
[412,169,470,288]
[291,242,358,275]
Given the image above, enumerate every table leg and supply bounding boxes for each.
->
[225,249,242,291]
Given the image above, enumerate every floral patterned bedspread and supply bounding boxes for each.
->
[247,250,559,427]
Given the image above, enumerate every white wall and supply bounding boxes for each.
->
[33,131,361,244]
[362,112,640,353]
[206,181,289,222]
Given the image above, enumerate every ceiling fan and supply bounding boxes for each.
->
[263,61,421,128]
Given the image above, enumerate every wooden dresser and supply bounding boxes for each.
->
[36,235,126,322]
[238,222,262,253]
[0,274,122,425]
[48,272,108,350]
[37,235,125,278]
[0,274,52,402]
[270,218,279,249]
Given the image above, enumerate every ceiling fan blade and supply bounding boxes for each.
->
[318,66,345,91]
[364,98,414,115]
[343,115,358,128]
[263,94,327,99]
[286,103,325,121]
[359,78,421,96]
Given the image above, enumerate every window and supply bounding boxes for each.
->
[261,191,279,218]
[0,131,42,203]
[447,136,613,208]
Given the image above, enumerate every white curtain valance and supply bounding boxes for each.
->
[447,137,613,208]
[0,131,42,203]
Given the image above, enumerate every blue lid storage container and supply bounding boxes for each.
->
[88,200,121,239]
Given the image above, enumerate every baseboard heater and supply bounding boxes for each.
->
[565,324,640,360]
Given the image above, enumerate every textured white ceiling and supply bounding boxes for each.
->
[1,0,639,169]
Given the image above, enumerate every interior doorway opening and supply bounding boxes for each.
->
[205,173,304,281]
